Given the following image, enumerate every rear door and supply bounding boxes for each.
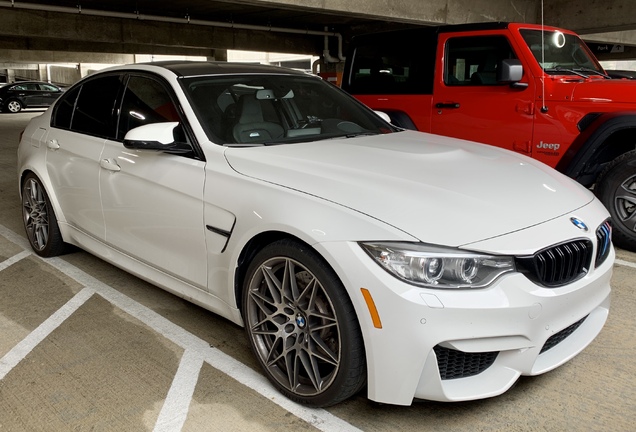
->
[46,74,124,240]
[11,83,40,107]
[431,31,535,155]
[38,83,63,106]
[343,30,436,131]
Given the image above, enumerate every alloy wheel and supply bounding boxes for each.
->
[245,256,341,397]
[22,178,50,251]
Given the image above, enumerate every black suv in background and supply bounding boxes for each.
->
[0,81,64,113]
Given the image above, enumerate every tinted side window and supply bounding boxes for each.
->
[445,36,517,86]
[39,84,60,92]
[346,34,435,95]
[12,84,38,91]
[72,75,123,139]
[117,75,181,140]
[51,86,80,129]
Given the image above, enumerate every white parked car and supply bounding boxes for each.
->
[17,62,613,407]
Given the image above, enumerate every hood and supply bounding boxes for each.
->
[550,78,636,104]
[224,131,594,246]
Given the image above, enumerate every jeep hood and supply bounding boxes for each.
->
[224,131,594,246]
[567,79,636,104]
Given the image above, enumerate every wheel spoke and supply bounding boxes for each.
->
[261,265,284,304]
[298,348,322,391]
[309,333,339,365]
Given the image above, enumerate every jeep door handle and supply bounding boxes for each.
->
[435,102,461,109]
[100,158,121,172]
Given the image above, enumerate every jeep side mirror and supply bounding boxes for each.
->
[498,59,528,88]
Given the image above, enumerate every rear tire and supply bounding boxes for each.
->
[21,174,67,257]
[595,150,636,251]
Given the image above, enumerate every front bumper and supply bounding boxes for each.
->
[317,230,613,405]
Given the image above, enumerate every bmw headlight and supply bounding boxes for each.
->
[360,242,515,289]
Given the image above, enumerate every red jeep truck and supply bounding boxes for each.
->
[341,22,636,250]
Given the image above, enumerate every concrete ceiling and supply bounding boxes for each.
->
[1,0,635,63]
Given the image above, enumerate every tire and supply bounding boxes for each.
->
[21,174,67,257]
[5,99,23,113]
[242,239,366,407]
[595,150,636,251]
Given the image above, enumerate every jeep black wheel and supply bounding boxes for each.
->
[596,150,636,251]
[242,239,366,407]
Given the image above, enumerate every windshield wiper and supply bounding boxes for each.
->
[576,67,611,79]
[545,66,589,78]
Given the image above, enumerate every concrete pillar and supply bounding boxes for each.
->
[207,49,228,62]
[6,69,15,83]
[78,63,91,78]
[37,64,49,82]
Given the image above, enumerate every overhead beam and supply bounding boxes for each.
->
[544,0,636,34]
[0,8,321,56]
[228,0,539,25]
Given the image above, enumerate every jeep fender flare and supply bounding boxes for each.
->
[557,111,636,186]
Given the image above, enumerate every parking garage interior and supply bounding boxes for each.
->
[1,1,636,431]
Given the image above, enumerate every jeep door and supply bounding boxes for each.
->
[431,31,535,155]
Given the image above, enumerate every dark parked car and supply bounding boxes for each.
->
[0,81,64,113]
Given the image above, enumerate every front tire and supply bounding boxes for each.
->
[595,150,636,250]
[242,239,366,407]
[21,174,67,257]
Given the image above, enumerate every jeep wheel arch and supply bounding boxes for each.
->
[558,112,636,187]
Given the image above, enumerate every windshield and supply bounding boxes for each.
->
[180,74,395,145]
[520,29,604,75]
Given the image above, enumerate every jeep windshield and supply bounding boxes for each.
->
[181,74,397,146]
[519,29,605,76]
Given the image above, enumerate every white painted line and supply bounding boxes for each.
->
[0,287,94,380]
[45,256,363,432]
[0,224,30,250]
[0,250,31,272]
[154,349,204,432]
[615,258,636,269]
[0,224,363,432]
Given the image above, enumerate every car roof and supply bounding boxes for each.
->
[133,61,311,78]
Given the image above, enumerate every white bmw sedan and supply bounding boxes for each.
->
[17,62,613,407]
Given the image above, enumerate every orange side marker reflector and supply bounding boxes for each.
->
[360,288,382,329]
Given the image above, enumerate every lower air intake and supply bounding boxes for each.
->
[434,345,499,380]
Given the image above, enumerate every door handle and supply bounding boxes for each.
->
[47,139,59,150]
[100,158,121,172]
[435,102,461,109]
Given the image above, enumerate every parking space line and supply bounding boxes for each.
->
[0,250,31,272]
[615,258,636,269]
[0,224,362,432]
[154,349,204,432]
[0,287,95,380]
